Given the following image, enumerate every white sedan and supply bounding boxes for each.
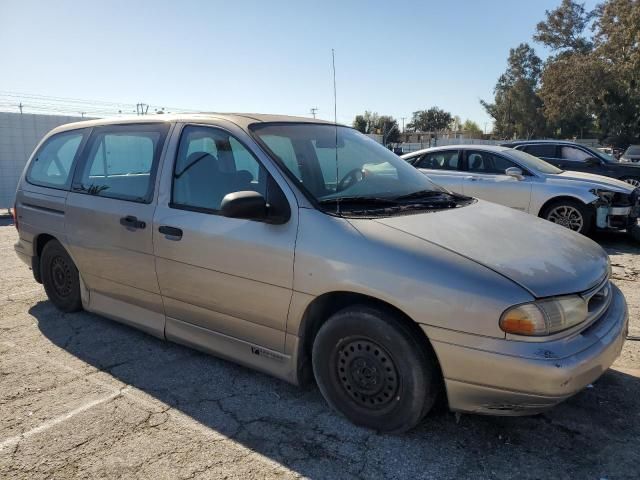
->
[402,145,639,236]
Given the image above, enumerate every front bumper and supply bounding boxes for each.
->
[426,284,628,415]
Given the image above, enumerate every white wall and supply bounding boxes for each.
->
[0,112,89,208]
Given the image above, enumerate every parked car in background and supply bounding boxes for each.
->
[501,140,640,187]
[13,115,628,432]
[620,145,640,164]
[402,145,640,236]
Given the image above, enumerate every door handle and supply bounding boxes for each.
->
[465,176,479,181]
[158,225,183,239]
[120,215,146,229]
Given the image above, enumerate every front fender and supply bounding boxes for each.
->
[291,208,533,339]
[531,186,598,216]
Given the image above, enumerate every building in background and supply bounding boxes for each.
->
[0,112,90,209]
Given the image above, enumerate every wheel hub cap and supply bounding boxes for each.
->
[547,206,584,231]
[336,339,399,408]
[51,256,72,297]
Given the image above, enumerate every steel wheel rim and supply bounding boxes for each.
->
[624,178,640,187]
[336,339,399,409]
[547,205,584,231]
[51,256,73,297]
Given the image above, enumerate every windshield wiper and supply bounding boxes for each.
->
[318,196,399,206]
[394,189,455,200]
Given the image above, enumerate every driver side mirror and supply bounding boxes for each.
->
[505,167,524,180]
[220,191,267,221]
[220,187,290,225]
[585,156,600,167]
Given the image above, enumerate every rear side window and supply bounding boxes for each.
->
[74,124,169,203]
[417,151,459,170]
[466,151,517,174]
[523,144,556,157]
[561,146,592,162]
[27,130,86,189]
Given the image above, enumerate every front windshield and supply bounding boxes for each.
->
[251,123,447,203]
[584,145,615,162]
[507,149,563,174]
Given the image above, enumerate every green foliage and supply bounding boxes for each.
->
[462,120,483,138]
[481,43,546,139]
[533,0,595,54]
[352,112,400,144]
[406,107,453,137]
[352,111,379,134]
[483,0,639,146]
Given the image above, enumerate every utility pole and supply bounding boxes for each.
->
[136,103,149,115]
[18,102,23,114]
[401,117,406,133]
[310,107,318,119]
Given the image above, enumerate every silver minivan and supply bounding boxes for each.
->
[13,114,628,433]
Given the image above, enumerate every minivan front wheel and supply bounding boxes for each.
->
[312,305,439,433]
[541,199,592,235]
[41,240,83,313]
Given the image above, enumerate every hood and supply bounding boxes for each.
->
[552,171,634,193]
[369,200,608,298]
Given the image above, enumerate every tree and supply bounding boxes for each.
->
[535,0,639,142]
[353,115,368,134]
[352,111,379,134]
[352,112,400,143]
[462,120,483,138]
[481,43,546,139]
[591,0,640,145]
[406,107,453,139]
[533,0,595,54]
[538,54,604,137]
[377,115,401,144]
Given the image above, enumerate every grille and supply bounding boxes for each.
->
[582,278,612,327]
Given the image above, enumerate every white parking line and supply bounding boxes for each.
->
[0,388,129,452]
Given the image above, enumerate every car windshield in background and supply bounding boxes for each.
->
[507,148,563,174]
[251,123,468,214]
[583,145,616,162]
[625,146,640,156]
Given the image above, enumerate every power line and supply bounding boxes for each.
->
[0,91,198,118]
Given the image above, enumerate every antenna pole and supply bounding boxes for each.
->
[332,49,340,214]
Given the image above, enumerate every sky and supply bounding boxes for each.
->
[0,0,600,129]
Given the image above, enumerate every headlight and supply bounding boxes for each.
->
[500,295,588,336]
[590,189,615,202]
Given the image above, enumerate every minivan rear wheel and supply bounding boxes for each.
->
[41,240,82,313]
[541,199,592,235]
[312,305,439,433]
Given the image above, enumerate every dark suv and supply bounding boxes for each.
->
[621,145,640,164]
[502,140,640,187]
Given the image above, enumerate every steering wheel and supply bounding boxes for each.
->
[337,168,365,192]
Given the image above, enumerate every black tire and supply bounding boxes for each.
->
[621,177,640,188]
[541,198,593,235]
[628,224,640,243]
[40,240,82,313]
[312,305,439,433]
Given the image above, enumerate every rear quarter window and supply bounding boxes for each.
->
[26,130,87,189]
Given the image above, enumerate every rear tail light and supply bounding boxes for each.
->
[12,202,18,230]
